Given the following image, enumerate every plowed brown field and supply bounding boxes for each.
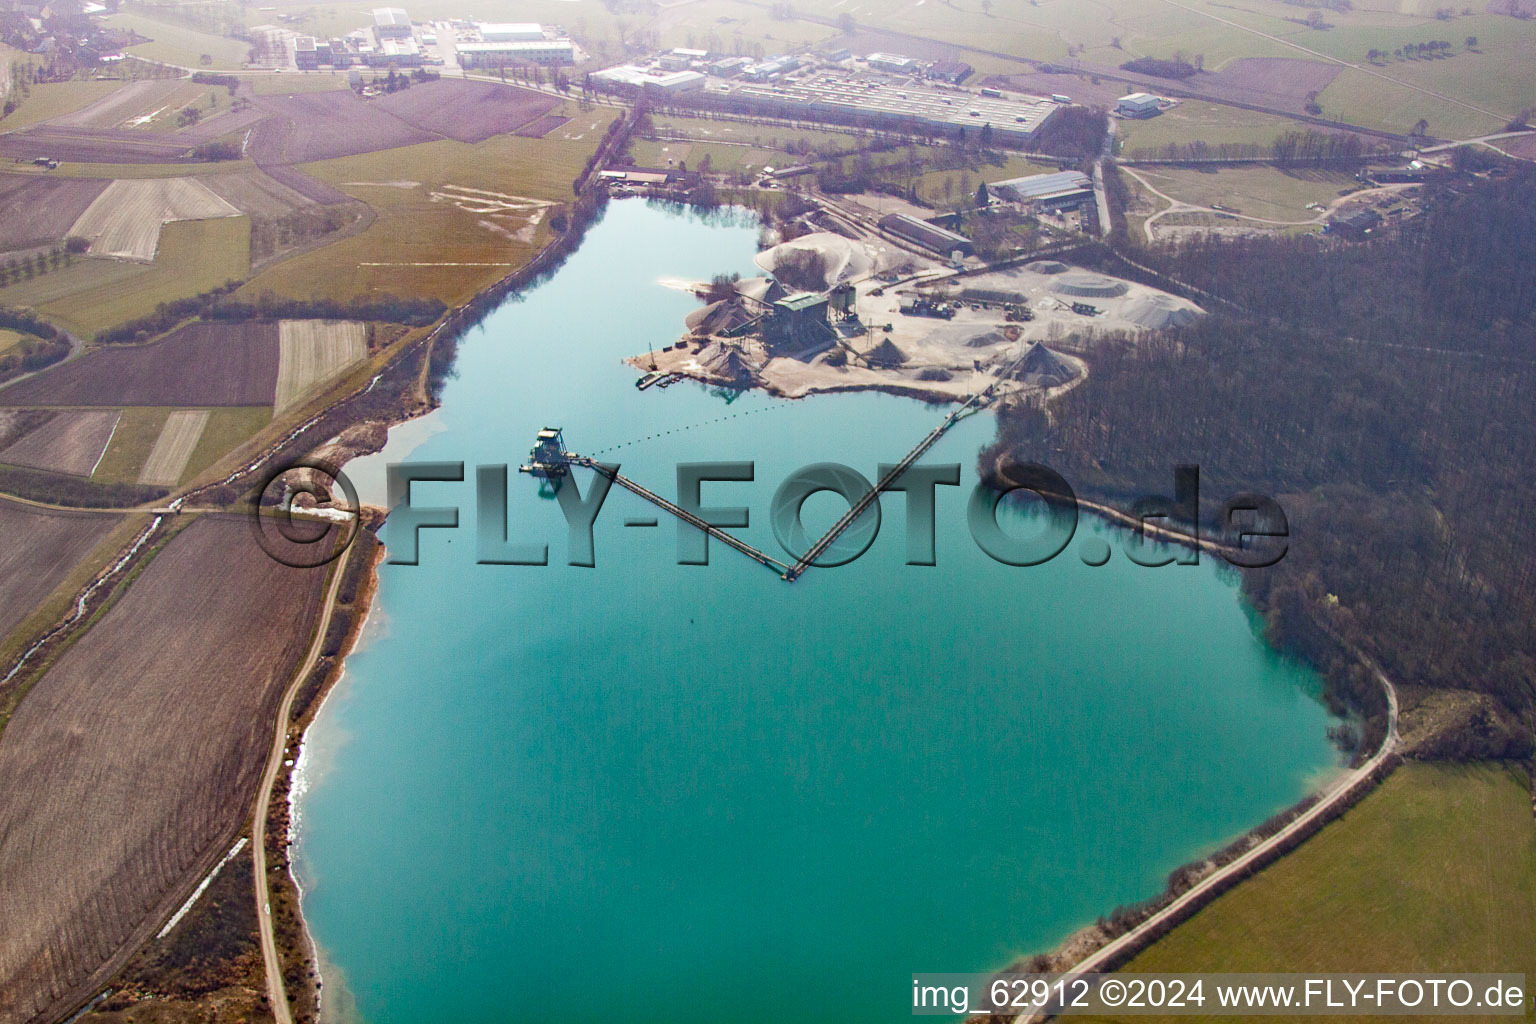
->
[0,496,119,640]
[374,79,559,143]
[0,174,110,253]
[0,408,119,476]
[0,515,332,1024]
[0,322,279,408]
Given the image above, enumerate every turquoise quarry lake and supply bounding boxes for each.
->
[295,200,1336,1024]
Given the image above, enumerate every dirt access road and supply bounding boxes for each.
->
[251,533,353,1024]
[1015,661,1399,1022]
[1121,165,1415,242]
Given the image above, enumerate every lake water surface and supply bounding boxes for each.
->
[295,200,1337,1024]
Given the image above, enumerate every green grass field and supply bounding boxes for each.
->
[630,137,785,177]
[634,114,873,180]
[243,111,616,307]
[90,406,169,484]
[0,79,126,132]
[247,72,351,95]
[650,115,865,157]
[93,405,271,484]
[1118,102,1331,155]
[1086,763,1535,1024]
[0,257,152,308]
[651,0,837,57]
[183,406,270,482]
[1318,68,1507,139]
[750,0,1531,140]
[48,159,258,180]
[0,329,22,355]
[129,80,236,132]
[103,12,251,71]
[39,216,250,339]
[1132,165,1359,220]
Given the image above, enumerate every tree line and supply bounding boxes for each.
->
[1127,130,1385,166]
[989,167,1536,757]
[95,282,446,345]
[0,306,68,385]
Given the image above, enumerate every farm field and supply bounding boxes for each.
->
[44,158,257,181]
[248,89,436,165]
[372,79,560,144]
[38,215,250,338]
[0,175,109,253]
[87,405,170,484]
[618,0,835,59]
[0,79,126,133]
[0,408,120,476]
[136,409,208,486]
[1318,67,1506,139]
[1117,101,1345,155]
[90,404,269,486]
[45,79,185,131]
[1131,165,1360,220]
[102,11,251,70]
[100,80,237,134]
[274,319,366,412]
[0,515,332,1024]
[0,322,278,408]
[70,176,241,261]
[0,256,151,308]
[180,405,270,482]
[242,115,613,306]
[630,136,784,178]
[198,163,318,218]
[765,0,1533,138]
[515,114,571,139]
[651,115,866,157]
[247,72,351,95]
[0,497,120,642]
[0,124,203,164]
[1085,764,1535,1024]
[0,330,20,354]
[1194,57,1341,113]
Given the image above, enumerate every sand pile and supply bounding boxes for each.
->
[864,338,907,367]
[1027,260,1069,274]
[964,329,1012,348]
[1015,342,1079,387]
[1122,293,1203,329]
[755,232,873,289]
[734,276,785,305]
[686,299,757,336]
[1053,272,1129,298]
[696,342,758,383]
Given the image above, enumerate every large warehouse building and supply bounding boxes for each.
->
[592,64,706,94]
[456,39,574,66]
[990,170,1094,210]
[715,71,1058,143]
[479,22,544,41]
[372,7,411,39]
[879,213,974,256]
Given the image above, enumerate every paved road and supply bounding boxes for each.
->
[1093,119,1116,237]
[1417,129,1536,158]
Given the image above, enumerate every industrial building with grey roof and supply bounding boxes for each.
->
[717,70,1059,143]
